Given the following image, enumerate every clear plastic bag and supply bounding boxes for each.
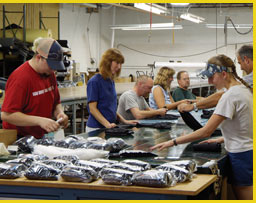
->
[0,163,26,179]
[131,169,175,188]
[61,165,97,183]
[24,163,60,180]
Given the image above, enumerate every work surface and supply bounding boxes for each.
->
[0,174,217,196]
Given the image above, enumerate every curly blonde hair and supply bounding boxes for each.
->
[154,67,175,91]
[99,48,124,80]
[208,54,252,91]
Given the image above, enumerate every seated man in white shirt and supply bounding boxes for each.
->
[117,75,167,120]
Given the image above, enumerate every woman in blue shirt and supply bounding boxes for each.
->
[86,48,136,132]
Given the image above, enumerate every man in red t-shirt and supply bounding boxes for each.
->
[1,37,68,139]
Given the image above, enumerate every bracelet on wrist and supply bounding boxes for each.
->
[193,103,198,112]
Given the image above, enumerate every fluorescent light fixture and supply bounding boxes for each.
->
[170,3,190,7]
[180,13,205,23]
[206,24,253,29]
[110,23,183,30]
[134,3,168,15]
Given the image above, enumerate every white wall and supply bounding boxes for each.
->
[60,4,253,78]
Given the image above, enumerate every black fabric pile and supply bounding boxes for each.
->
[193,142,221,152]
[136,122,172,129]
[118,150,158,158]
[143,114,179,120]
[201,109,214,119]
[105,127,134,136]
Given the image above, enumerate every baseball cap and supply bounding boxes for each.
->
[36,38,65,71]
[198,63,233,79]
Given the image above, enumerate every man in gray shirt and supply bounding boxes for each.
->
[117,75,167,120]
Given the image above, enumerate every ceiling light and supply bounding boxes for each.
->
[134,3,168,15]
[206,24,253,29]
[180,13,205,23]
[110,23,183,30]
[170,3,190,7]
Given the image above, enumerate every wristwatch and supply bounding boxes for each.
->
[173,139,178,146]
[193,103,198,112]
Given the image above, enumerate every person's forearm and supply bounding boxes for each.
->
[90,107,111,127]
[53,104,65,118]
[134,109,161,119]
[196,91,223,109]
[1,112,44,126]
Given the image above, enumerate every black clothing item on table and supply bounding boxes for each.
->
[193,142,221,152]
[143,114,179,120]
[136,122,172,129]
[201,109,214,119]
[105,127,134,136]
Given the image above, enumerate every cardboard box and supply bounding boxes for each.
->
[0,129,17,147]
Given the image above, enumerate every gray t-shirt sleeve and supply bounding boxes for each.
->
[124,93,139,111]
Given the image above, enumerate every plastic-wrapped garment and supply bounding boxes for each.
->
[105,128,134,137]
[18,153,49,161]
[90,158,118,166]
[106,138,129,152]
[65,135,81,140]
[156,163,191,183]
[193,143,221,152]
[100,167,134,186]
[168,160,197,173]
[86,141,112,151]
[68,140,90,149]
[6,157,34,168]
[136,122,173,129]
[0,163,26,179]
[131,170,175,188]
[60,165,97,183]
[118,150,158,158]
[36,137,55,146]
[14,136,37,153]
[41,159,69,170]
[53,155,79,164]
[110,162,143,172]
[121,159,151,171]
[74,160,106,174]
[24,163,60,180]
[54,137,78,148]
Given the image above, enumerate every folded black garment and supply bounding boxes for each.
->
[201,110,214,119]
[193,142,221,152]
[105,128,134,136]
[118,150,158,158]
[136,122,172,129]
[116,124,136,129]
[144,114,179,120]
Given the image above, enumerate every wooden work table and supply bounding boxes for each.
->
[0,174,217,199]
